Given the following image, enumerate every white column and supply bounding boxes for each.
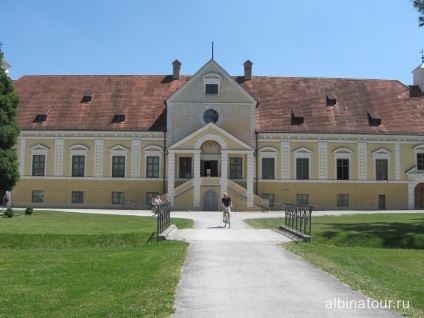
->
[166,150,175,205]
[281,142,290,179]
[193,151,201,207]
[220,150,229,195]
[357,143,367,180]
[318,142,328,179]
[19,138,25,176]
[94,140,104,177]
[395,142,401,180]
[131,139,141,177]
[246,152,254,207]
[54,139,64,176]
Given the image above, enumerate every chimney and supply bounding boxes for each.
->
[172,59,181,80]
[243,60,253,81]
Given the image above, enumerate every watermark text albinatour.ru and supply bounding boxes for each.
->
[325,297,410,310]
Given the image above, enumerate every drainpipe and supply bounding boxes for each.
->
[255,131,258,195]
[163,129,167,195]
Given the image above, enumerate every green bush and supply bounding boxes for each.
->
[4,208,14,218]
[25,207,33,215]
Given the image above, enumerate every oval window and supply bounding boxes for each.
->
[203,109,219,124]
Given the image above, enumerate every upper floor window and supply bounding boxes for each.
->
[262,158,275,179]
[30,144,49,177]
[203,73,221,96]
[418,153,424,170]
[337,159,349,180]
[205,84,218,94]
[112,156,125,177]
[376,159,388,180]
[147,156,160,178]
[230,157,242,179]
[32,155,45,176]
[109,145,129,178]
[333,148,352,181]
[72,156,85,177]
[259,147,278,180]
[179,157,192,178]
[296,158,309,180]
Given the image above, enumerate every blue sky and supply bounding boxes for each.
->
[2,0,423,84]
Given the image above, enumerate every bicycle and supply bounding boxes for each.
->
[223,207,231,228]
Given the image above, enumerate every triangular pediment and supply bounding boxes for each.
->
[166,59,256,105]
[168,122,254,151]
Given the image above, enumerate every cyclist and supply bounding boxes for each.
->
[221,192,232,223]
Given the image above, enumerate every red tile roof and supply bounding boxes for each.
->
[13,74,424,135]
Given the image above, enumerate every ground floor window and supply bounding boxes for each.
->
[296,194,309,205]
[112,192,124,204]
[72,191,84,203]
[262,193,274,207]
[32,190,44,203]
[337,194,349,207]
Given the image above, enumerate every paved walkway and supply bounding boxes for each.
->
[52,209,412,317]
[169,211,403,318]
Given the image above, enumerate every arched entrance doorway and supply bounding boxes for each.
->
[200,141,221,177]
[203,190,218,211]
[414,183,424,209]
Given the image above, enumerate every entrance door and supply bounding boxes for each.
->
[378,195,386,210]
[201,160,218,177]
[414,183,424,209]
[203,190,218,211]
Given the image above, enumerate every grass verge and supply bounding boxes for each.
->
[245,213,424,318]
[0,210,193,317]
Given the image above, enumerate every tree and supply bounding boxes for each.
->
[0,51,20,193]
[412,0,424,26]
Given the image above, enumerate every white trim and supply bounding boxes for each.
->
[293,147,312,180]
[30,144,49,176]
[143,145,163,178]
[259,146,278,179]
[333,147,353,180]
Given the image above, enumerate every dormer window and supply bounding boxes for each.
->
[34,114,48,123]
[326,93,337,106]
[112,111,126,123]
[203,73,222,95]
[80,95,92,103]
[368,110,381,126]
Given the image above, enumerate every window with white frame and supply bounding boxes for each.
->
[30,144,49,176]
[202,73,222,96]
[230,157,242,179]
[143,145,162,178]
[333,148,352,180]
[109,145,129,178]
[179,157,192,178]
[372,148,391,180]
[70,145,89,177]
[413,145,424,171]
[293,147,312,180]
[259,147,278,180]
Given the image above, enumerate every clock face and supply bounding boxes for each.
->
[203,109,219,124]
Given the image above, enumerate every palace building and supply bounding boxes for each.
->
[9,58,424,210]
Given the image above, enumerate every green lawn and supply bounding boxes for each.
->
[0,210,193,317]
[245,213,424,318]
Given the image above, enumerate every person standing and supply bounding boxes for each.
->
[221,192,232,223]
[2,193,9,209]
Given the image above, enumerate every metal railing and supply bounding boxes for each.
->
[283,202,314,236]
[156,201,171,238]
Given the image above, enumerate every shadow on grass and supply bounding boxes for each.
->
[317,217,424,249]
